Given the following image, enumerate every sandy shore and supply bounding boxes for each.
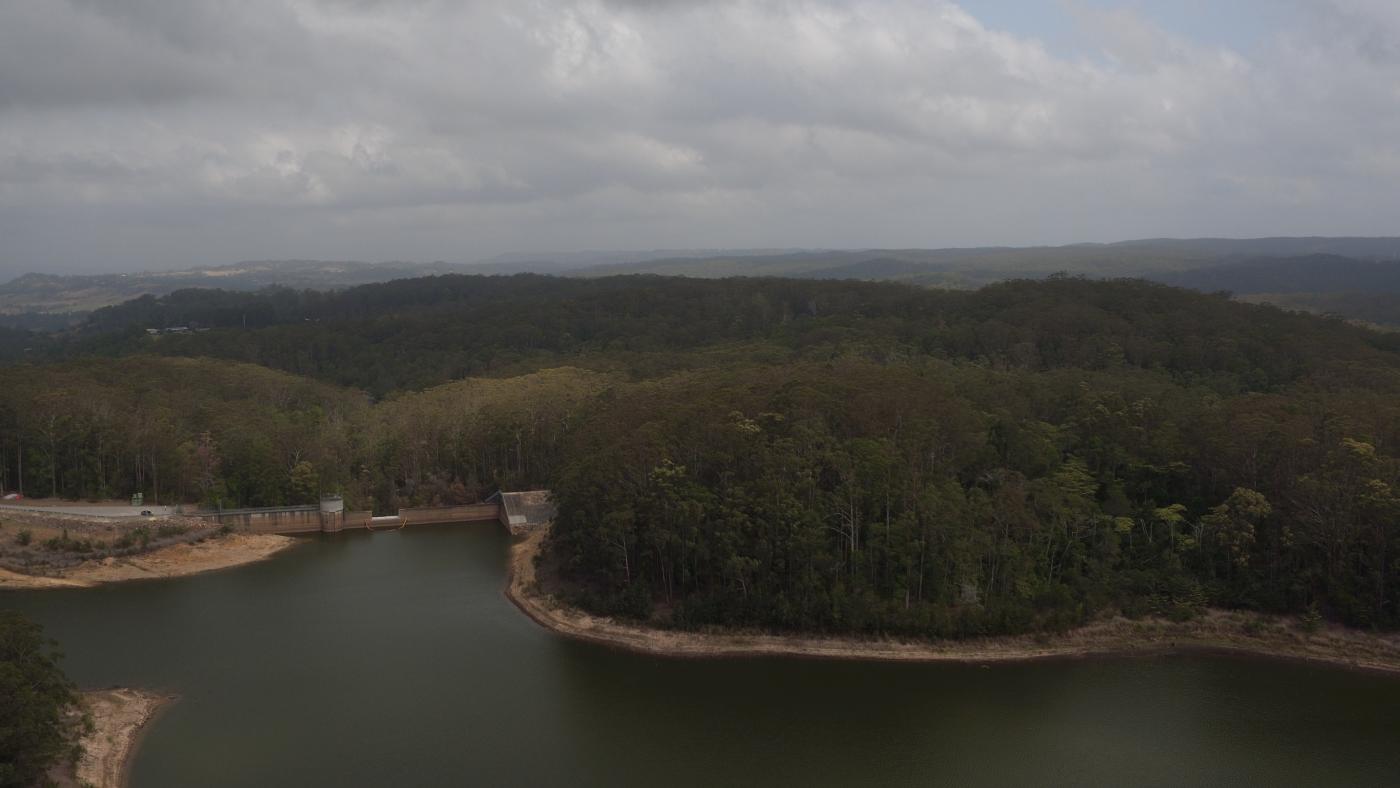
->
[506,528,1400,674]
[69,689,173,788]
[0,532,298,590]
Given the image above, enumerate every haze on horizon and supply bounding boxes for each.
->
[2,0,1399,279]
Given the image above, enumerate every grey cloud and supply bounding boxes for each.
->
[0,0,332,111]
[1,0,1399,277]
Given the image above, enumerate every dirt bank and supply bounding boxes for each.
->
[0,532,298,590]
[505,528,1400,674]
[0,507,238,576]
[71,689,173,788]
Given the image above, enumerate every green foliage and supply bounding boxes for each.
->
[42,530,95,554]
[365,367,610,509]
[5,274,1400,637]
[0,357,366,509]
[0,610,89,787]
[288,461,319,504]
[130,527,151,550]
[53,274,1400,397]
[1300,604,1324,634]
[548,350,1400,635]
[1201,488,1270,569]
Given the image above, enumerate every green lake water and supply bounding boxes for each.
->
[4,526,1400,787]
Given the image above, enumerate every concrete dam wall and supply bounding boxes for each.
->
[398,503,500,526]
[194,505,328,535]
[182,493,551,536]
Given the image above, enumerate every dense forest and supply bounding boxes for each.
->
[0,359,602,512]
[37,272,1400,392]
[61,275,955,394]
[3,274,1398,635]
[551,359,1399,634]
[0,358,366,508]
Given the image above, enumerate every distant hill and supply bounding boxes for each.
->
[9,237,1400,319]
[45,270,1400,397]
[0,260,485,316]
[1153,254,1400,295]
[1147,254,1400,328]
[0,254,814,317]
[0,311,83,331]
[472,248,810,273]
[575,237,1400,284]
[1235,292,1400,330]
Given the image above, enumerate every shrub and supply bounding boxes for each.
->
[1300,604,1323,634]
[42,531,94,554]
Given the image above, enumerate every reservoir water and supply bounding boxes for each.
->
[5,526,1400,787]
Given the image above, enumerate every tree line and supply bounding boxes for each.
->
[2,273,1398,633]
[549,359,1400,634]
[0,358,602,514]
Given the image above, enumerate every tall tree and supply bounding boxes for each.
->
[0,611,89,788]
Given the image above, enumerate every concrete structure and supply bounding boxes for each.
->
[0,503,176,519]
[320,495,345,533]
[488,490,556,534]
[399,503,500,527]
[181,491,550,536]
[194,504,328,535]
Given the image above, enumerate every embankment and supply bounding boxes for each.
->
[0,532,298,590]
[506,528,1400,674]
[71,688,173,788]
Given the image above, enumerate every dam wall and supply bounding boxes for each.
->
[197,505,325,535]
[182,492,549,536]
[398,503,500,526]
[183,504,371,534]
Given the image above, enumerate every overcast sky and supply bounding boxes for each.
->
[2,0,1399,277]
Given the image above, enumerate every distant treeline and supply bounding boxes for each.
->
[42,273,1400,395]
[1,274,1397,635]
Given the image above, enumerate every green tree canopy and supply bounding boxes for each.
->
[0,610,88,788]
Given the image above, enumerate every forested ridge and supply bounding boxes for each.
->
[63,274,953,394]
[39,273,1400,392]
[3,274,1398,635]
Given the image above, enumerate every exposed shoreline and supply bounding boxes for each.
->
[505,528,1400,674]
[55,688,174,788]
[0,532,299,590]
